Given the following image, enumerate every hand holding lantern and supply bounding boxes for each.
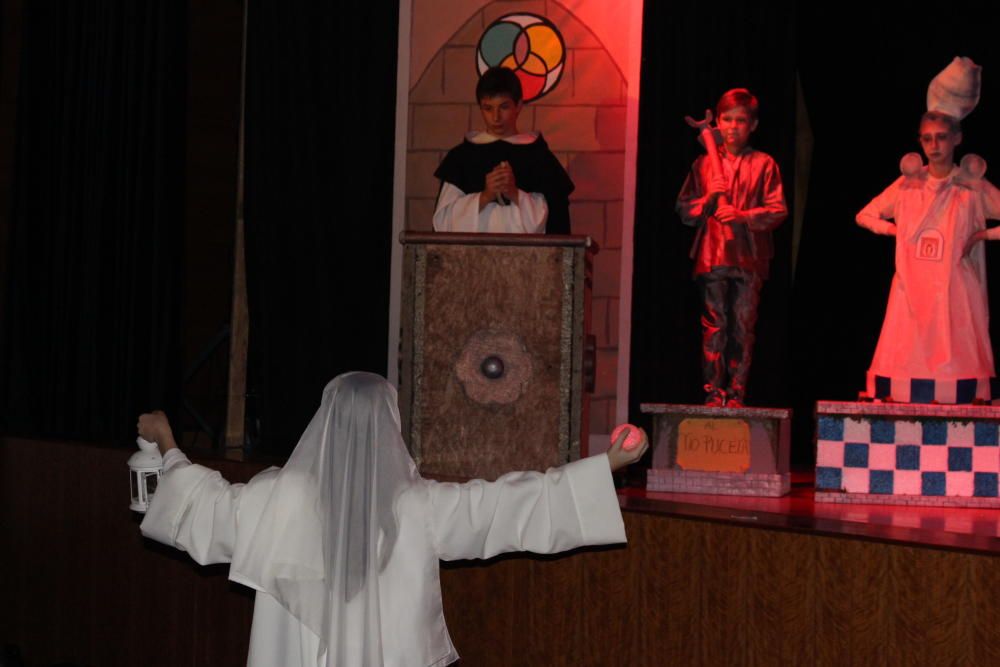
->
[128,436,163,513]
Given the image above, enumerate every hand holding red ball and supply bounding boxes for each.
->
[606,423,648,472]
[611,423,644,451]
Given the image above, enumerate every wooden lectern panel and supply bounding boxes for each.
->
[399,233,592,480]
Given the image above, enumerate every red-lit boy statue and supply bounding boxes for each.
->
[677,88,788,407]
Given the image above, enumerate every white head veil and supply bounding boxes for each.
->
[231,372,420,666]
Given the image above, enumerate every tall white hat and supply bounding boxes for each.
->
[927,56,982,120]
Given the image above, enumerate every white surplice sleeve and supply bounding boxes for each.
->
[427,453,626,561]
[140,453,279,567]
[432,182,548,234]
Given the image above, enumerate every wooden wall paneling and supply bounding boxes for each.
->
[889,546,966,666]
[632,513,702,666]
[702,521,752,666]
[1,439,29,657]
[576,544,636,666]
[970,555,1000,666]
[524,549,585,665]
[818,537,876,666]
[439,557,520,665]
[937,545,977,667]
[813,536,859,666]
[0,438,264,667]
[754,521,816,666]
[437,511,1000,667]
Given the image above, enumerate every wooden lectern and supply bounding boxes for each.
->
[398,232,595,480]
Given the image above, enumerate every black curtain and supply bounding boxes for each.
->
[0,1,185,441]
[244,3,398,455]
[630,4,797,418]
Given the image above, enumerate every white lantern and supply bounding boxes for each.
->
[128,436,163,513]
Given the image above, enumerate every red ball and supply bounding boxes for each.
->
[611,423,642,451]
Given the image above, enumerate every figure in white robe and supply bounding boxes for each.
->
[858,161,1000,402]
[139,372,642,666]
[857,58,1000,403]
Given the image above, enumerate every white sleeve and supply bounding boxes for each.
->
[981,179,1000,238]
[433,182,480,232]
[161,447,191,473]
[433,181,548,234]
[856,176,902,236]
[428,454,626,561]
[508,190,548,234]
[140,458,278,566]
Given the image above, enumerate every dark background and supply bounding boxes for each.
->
[0,0,397,454]
[0,1,998,463]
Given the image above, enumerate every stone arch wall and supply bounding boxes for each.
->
[405,0,626,434]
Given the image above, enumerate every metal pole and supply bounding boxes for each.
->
[224,0,250,455]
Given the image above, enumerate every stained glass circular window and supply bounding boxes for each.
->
[477,13,565,103]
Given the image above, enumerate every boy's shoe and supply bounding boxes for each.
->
[704,385,726,407]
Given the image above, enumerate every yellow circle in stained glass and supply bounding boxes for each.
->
[525,25,564,71]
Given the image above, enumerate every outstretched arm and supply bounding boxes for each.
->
[427,453,627,561]
[140,460,245,565]
[137,411,276,566]
[428,428,646,561]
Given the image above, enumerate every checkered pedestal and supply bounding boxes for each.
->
[866,373,998,404]
[815,401,1000,507]
[641,404,791,497]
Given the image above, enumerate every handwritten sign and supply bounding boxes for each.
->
[676,418,751,472]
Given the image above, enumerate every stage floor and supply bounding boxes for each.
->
[620,469,1000,556]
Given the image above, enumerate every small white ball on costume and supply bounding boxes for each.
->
[960,153,987,181]
[610,423,643,451]
[900,152,924,177]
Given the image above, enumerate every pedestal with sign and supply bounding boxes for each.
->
[641,404,791,497]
